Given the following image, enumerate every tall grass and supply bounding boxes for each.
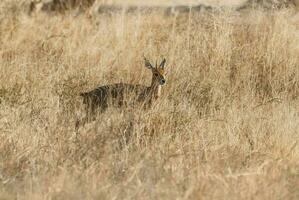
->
[0,1,299,199]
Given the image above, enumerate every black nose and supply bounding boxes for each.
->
[160,79,166,85]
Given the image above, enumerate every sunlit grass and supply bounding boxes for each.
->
[0,1,299,199]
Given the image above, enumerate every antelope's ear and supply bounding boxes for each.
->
[159,58,166,69]
[144,57,153,69]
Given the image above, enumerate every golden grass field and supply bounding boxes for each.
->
[1,0,299,199]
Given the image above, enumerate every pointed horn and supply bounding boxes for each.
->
[160,58,166,69]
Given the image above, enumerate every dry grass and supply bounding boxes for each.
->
[1,1,299,199]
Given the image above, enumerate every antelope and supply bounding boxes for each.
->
[76,57,167,128]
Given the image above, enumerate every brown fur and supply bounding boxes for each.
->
[76,57,166,129]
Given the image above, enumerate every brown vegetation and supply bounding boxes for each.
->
[26,0,299,15]
[32,0,95,12]
[0,0,299,199]
[238,0,297,10]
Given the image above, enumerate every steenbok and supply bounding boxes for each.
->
[76,57,167,129]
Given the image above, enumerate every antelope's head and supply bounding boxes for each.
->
[144,57,166,86]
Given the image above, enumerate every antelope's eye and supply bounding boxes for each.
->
[154,73,158,76]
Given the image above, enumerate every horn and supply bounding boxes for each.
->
[160,58,166,68]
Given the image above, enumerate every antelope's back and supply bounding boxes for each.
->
[80,83,149,107]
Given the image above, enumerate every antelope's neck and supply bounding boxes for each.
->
[150,76,162,99]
